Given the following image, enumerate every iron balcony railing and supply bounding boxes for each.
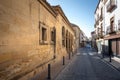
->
[100,13,103,21]
[99,32,104,38]
[118,20,120,31]
[104,0,108,4]
[118,25,120,31]
[107,0,117,12]
[97,31,104,38]
[106,25,117,34]
[96,18,99,25]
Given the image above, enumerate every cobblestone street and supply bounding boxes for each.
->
[55,48,120,80]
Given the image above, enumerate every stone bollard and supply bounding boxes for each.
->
[69,53,71,60]
[63,56,65,65]
[47,64,51,80]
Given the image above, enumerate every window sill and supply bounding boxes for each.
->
[39,41,48,45]
[50,41,55,45]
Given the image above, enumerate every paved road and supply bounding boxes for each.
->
[55,48,120,80]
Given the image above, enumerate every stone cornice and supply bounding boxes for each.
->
[38,0,57,18]
[52,5,74,32]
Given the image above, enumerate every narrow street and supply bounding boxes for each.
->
[1,0,120,80]
[55,47,120,80]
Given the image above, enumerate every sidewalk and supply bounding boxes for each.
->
[91,48,120,72]
[30,55,76,80]
[102,56,120,72]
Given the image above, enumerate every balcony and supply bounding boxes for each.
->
[96,21,99,25]
[107,0,117,12]
[99,32,104,38]
[118,20,120,31]
[104,0,108,4]
[95,34,99,39]
[95,32,104,39]
[118,25,120,31]
[97,29,104,38]
[106,26,116,34]
[100,14,103,21]
[96,18,99,25]
[95,20,99,27]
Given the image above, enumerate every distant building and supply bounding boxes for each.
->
[71,23,81,50]
[79,30,88,47]
[71,23,88,48]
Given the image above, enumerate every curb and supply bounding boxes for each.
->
[97,54,120,73]
[101,58,120,72]
[90,49,120,73]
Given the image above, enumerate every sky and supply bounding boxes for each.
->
[47,0,99,38]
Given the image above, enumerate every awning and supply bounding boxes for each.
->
[104,33,120,40]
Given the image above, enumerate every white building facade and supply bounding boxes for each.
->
[95,0,120,57]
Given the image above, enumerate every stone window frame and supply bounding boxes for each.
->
[50,27,56,45]
[62,26,65,47]
[110,16,115,32]
[66,30,68,51]
[39,22,48,45]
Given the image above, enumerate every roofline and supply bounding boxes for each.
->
[94,0,100,14]
[71,23,81,30]
[53,5,74,32]
[38,0,57,17]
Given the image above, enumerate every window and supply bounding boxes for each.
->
[51,31,54,41]
[100,7,103,20]
[110,17,115,32]
[118,20,120,30]
[104,0,108,4]
[42,27,47,41]
[51,27,56,43]
[107,0,117,12]
[62,27,65,46]
[39,22,48,45]
[66,30,68,49]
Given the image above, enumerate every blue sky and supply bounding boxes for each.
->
[47,0,98,37]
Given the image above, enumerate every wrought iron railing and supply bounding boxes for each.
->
[107,0,117,12]
[106,25,116,34]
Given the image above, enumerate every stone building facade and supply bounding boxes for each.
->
[0,0,75,80]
